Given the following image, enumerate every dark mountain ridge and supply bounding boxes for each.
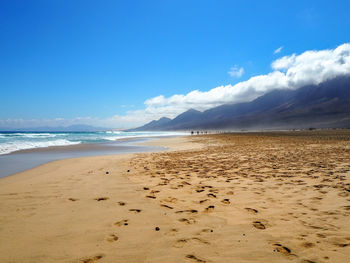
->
[131,75,350,131]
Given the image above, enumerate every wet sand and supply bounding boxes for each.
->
[0,137,165,178]
[0,132,349,262]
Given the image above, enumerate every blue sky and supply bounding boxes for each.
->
[1,0,350,128]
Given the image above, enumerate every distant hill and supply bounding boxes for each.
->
[0,124,108,132]
[131,75,350,131]
[130,117,172,131]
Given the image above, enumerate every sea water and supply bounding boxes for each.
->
[0,131,188,155]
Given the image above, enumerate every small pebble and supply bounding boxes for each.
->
[155,227,160,231]
[106,171,109,174]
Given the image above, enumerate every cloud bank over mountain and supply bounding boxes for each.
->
[2,43,350,129]
[135,43,350,122]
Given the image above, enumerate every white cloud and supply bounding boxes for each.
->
[274,46,283,54]
[145,95,166,107]
[228,65,244,77]
[2,43,350,129]
[134,43,350,124]
[271,54,296,69]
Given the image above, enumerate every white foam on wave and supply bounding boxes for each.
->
[0,139,81,155]
[105,131,122,134]
[14,133,59,138]
[0,133,70,140]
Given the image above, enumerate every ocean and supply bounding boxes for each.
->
[0,131,188,155]
[0,131,188,178]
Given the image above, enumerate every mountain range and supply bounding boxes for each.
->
[130,75,350,131]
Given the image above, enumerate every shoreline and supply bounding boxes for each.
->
[0,131,191,156]
[0,136,185,179]
[0,132,349,262]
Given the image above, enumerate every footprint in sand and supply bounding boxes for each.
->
[146,195,156,199]
[165,228,179,236]
[252,221,266,230]
[94,197,109,201]
[185,254,206,263]
[245,208,258,214]
[106,234,119,242]
[178,218,196,224]
[205,205,215,212]
[129,209,142,213]
[316,233,327,238]
[68,198,78,201]
[80,254,105,263]
[176,209,198,214]
[118,201,126,206]
[207,193,216,198]
[199,228,214,234]
[174,238,188,248]
[301,242,315,248]
[338,191,349,197]
[300,260,317,263]
[173,237,210,248]
[273,243,292,256]
[114,219,129,227]
[342,205,350,211]
[160,204,174,209]
[221,198,230,204]
[199,199,209,204]
[162,197,178,203]
[333,242,349,247]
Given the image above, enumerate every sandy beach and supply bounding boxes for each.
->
[0,132,349,263]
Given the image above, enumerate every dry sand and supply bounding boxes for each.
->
[0,132,349,263]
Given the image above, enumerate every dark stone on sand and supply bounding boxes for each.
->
[155,227,160,231]
[127,170,130,172]
[106,171,109,174]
